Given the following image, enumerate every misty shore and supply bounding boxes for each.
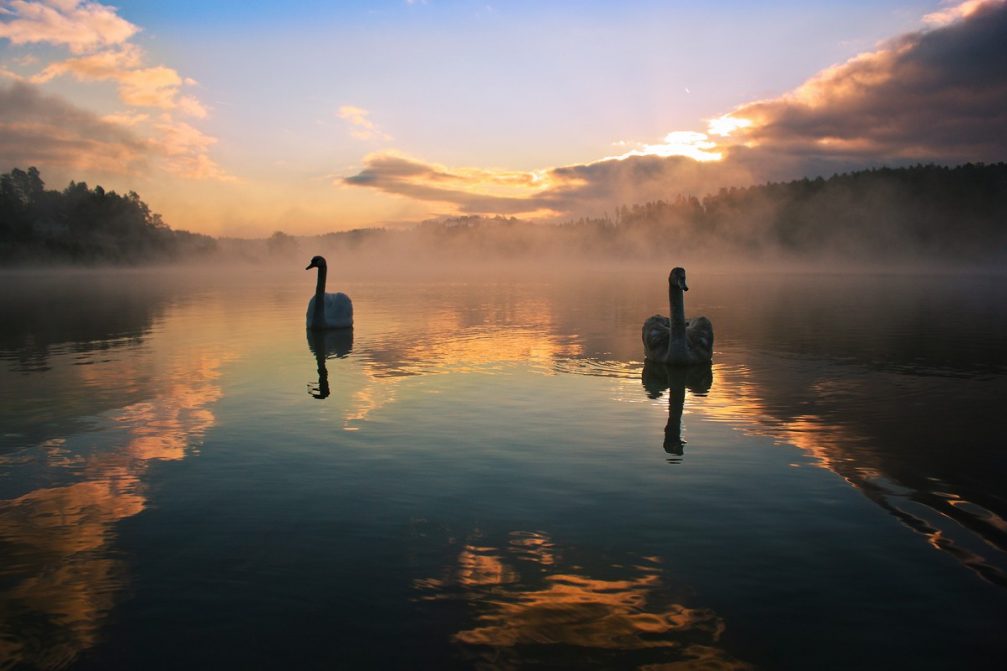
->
[3,163,1006,270]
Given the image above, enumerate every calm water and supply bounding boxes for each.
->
[1,268,1006,670]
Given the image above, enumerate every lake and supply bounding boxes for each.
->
[1,267,1006,670]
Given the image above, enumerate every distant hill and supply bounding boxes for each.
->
[0,167,216,265]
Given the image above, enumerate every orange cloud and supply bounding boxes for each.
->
[150,116,234,181]
[31,44,207,115]
[338,105,392,141]
[0,0,137,53]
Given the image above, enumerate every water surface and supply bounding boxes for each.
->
[1,268,1005,669]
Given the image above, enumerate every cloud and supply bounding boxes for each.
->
[0,0,137,53]
[0,80,147,172]
[923,0,990,26]
[30,44,207,115]
[2,1,224,181]
[715,0,1007,175]
[343,151,750,218]
[345,0,1007,218]
[344,152,554,215]
[149,116,234,181]
[0,81,230,181]
[338,105,392,141]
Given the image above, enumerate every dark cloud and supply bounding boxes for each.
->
[0,80,148,173]
[344,2,1007,218]
[727,0,1007,175]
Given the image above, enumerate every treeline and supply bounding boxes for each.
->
[290,162,1007,266]
[5,163,1006,266]
[0,167,216,264]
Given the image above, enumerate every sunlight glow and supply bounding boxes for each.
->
[613,131,723,162]
[707,115,753,137]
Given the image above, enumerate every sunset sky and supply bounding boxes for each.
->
[2,0,1005,236]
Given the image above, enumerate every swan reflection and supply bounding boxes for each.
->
[306,329,353,399]
[642,361,712,458]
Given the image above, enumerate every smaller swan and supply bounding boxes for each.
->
[642,267,713,365]
[306,255,353,330]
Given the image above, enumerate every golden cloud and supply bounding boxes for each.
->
[31,44,207,115]
[150,116,234,181]
[338,105,392,141]
[0,0,137,54]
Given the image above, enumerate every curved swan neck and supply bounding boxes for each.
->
[668,283,689,360]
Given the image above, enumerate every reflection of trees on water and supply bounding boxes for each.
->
[414,530,750,670]
[0,274,185,455]
[0,273,177,373]
[306,329,353,399]
[642,362,712,460]
[702,355,1007,589]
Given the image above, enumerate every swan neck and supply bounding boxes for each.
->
[312,266,326,327]
[315,265,327,296]
[668,284,689,360]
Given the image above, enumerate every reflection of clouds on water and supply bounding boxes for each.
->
[0,351,228,669]
[415,531,749,670]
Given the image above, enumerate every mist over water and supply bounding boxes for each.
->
[1,267,1006,669]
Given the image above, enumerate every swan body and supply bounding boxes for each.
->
[642,267,713,365]
[306,255,353,330]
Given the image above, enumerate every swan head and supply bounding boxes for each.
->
[306,255,327,270]
[669,267,688,291]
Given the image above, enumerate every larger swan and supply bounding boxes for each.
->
[642,267,713,365]
[306,255,353,329]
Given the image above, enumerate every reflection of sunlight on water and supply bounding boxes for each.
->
[0,350,230,669]
[343,324,582,428]
[415,531,750,670]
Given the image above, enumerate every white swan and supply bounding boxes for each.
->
[306,255,353,329]
[642,267,713,365]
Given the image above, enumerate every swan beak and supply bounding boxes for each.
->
[682,282,689,291]
[306,262,316,270]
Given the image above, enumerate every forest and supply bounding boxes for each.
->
[290,162,1007,267]
[3,163,1006,266]
[0,167,216,264]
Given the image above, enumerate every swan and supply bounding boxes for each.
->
[642,267,713,365]
[306,255,353,330]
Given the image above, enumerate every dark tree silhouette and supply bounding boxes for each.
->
[0,167,216,264]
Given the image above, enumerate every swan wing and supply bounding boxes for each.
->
[685,316,714,363]
[642,314,670,360]
[323,292,353,328]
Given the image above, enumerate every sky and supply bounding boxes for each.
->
[1,0,1005,236]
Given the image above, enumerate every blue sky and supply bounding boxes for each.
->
[2,1,1004,235]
